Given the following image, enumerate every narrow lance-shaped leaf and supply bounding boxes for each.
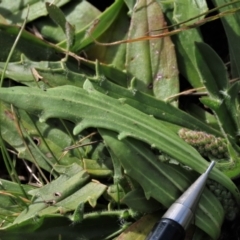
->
[0,82,239,204]
[126,0,179,99]
[195,42,238,139]
[159,0,208,88]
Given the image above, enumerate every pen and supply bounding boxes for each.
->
[146,161,215,240]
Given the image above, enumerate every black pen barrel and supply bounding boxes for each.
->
[146,218,185,240]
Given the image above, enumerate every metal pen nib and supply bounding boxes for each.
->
[146,161,215,240]
[162,161,215,230]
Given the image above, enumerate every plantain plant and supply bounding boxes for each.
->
[0,0,240,239]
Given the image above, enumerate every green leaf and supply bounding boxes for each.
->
[121,189,162,213]
[0,179,34,227]
[57,0,125,52]
[162,0,208,88]
[83,158,113,178]
[38,181,107,215]
[126,0,179,99]
[105,184,125,204]
[35,1,101,43]
[85,4,129,70]
[13,164,90,224]
[211,0,240,78]
[101,129,224,239]
[195,42,239,139]
[0,101,83,173]
[0,179,34,197]
[1,210,129,239]
[0,55,129,88]
[0,56,222,136]
[106,141,124,184]
[46,2,67,33]
[0,24,61,62]
[0,0,70,24]
[0,56,93,88]
[45,2,75,49]
[92,78,222,136]
[200,96,237,141]
[195,42,228,98]
[187,103,220,131]
[0,82,239,204]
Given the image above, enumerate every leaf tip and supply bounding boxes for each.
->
[118,132,130,140]
[74,121,88,135]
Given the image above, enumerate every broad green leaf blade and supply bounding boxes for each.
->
[161,0,208,88]
[57,0,124,52]
[126,0,179,99]
[0,0,70,24]
[0,83,239,204]
[101,129,224,239]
